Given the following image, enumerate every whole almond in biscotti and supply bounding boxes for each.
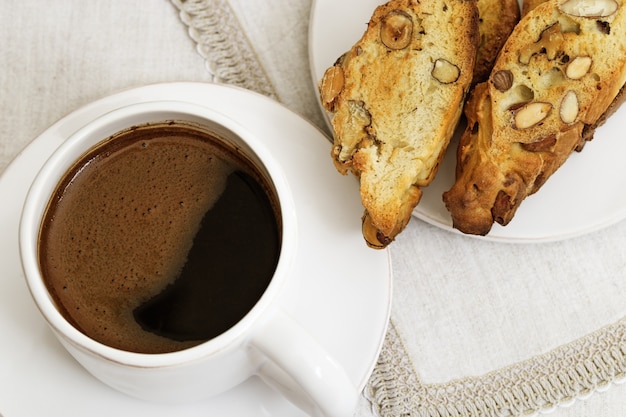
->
[443,0,626,236]
[318,0,479,248]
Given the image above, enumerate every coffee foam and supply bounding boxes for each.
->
[40,123,247,353]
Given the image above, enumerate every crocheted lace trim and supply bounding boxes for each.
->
[365,319,626,416]
[171,0,277,98]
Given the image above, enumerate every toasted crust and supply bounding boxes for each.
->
[474,0,520,84]
[319,0,479,248]
[443,0,626,235]
[521,0,548,15]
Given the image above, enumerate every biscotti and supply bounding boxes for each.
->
[473,0,520,84]
[443,0,626,235]
[319,0,479,248]
[521,0,626,144]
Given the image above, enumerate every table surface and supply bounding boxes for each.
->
[1,1,625,416]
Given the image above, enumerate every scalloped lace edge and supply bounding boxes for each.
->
[171,0,277,99]
[365,319,626,417]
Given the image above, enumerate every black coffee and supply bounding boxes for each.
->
[38,121,281,353]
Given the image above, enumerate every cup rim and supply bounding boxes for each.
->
[19,100,298,368]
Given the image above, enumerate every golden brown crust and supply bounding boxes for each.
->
[521,0,548,15]
[443,0,626,236]
[580,76,626,146]
[474,0,520,84]
[319,0,479,248]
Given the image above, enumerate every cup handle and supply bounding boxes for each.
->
[250,310,358,417]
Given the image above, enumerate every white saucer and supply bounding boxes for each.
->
[309,0,626,243]
[0,82,391,417]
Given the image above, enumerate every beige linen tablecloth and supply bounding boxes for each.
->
[1,1,626,416]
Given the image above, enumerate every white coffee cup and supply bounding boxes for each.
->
[19,100,358,417]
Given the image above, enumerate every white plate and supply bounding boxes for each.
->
[0,82,391,417]
[309,0,626,242]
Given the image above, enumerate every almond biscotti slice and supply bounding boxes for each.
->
[319,0,479,248]
[520,0,626,140]
[443,0,626,236]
